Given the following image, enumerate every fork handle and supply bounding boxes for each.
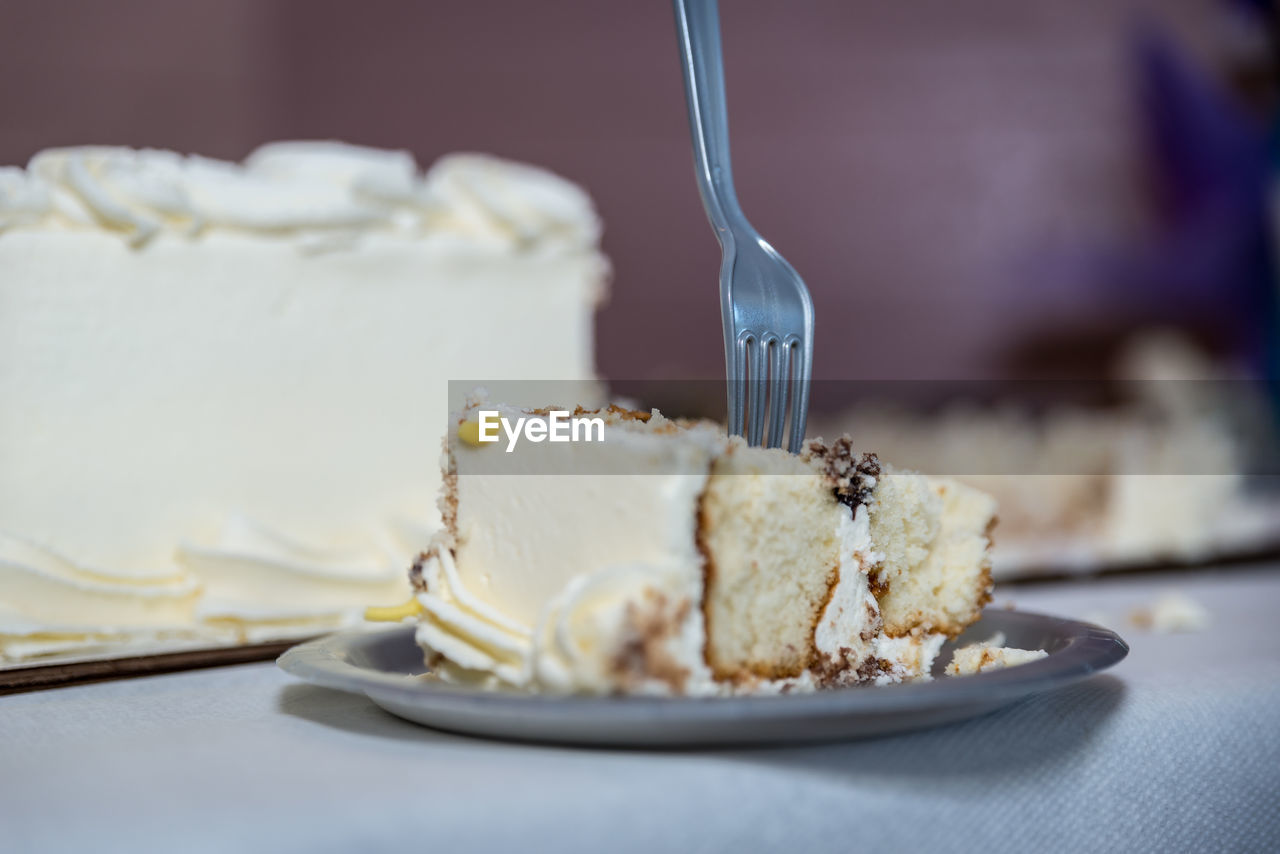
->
[673,0,741,242]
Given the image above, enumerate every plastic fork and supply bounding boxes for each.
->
[673,0,814,453]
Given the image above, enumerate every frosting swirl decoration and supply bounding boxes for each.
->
[413,546,708,694]
[0,141,601,252]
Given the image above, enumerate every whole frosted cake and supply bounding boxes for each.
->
[406,398,1001,695]
[0,143,605,661]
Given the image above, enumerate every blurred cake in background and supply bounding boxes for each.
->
[814,332,1280,577]
[0,142,606,662]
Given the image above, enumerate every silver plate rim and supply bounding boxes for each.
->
[278,610,1127,744]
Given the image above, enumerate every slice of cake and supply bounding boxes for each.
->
[0,142,605,661]
[407,398,999,695]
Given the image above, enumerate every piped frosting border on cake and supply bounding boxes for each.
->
[0,142,602,254]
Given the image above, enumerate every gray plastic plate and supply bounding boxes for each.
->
[278,609,1127,747]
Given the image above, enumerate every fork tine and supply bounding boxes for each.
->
[728,331,748,437]
[766,338,789,448]
[746,335,767,446]
[787,339,811,454]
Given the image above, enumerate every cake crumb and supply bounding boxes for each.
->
[945,633,1046,676]
[1128,590,1210,633]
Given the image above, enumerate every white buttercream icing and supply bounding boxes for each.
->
[0,531,200,628]
[1,142,600,253]
[414,546,532,686]
[177,514,411,624]
[875,633,947,684]
[812,506,881,674]
[416,548,718,695]
[532,562,711,695]
[0,518,418,659]
[0,628,213,664]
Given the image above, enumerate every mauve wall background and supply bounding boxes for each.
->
[0,0,1250,386]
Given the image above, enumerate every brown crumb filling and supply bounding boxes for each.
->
[608,593,691,693]
[805,438,881,513]
[408,552,429,592]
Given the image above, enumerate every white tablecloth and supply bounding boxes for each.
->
[4,565,1279,854]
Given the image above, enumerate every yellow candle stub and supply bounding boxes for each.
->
[364,598,423,622]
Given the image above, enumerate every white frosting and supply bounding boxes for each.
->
[0,520,415,658]
[415,546,531,685]
[0,628,213,664]
[177,514,410,620]
[0,531,200,628]
[445,403,718,628]
[417,549,719,696]
[532,562,712,695]
[812,506,881,673]
[1,142,601,254]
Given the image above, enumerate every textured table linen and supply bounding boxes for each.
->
[3,565,1278,854]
